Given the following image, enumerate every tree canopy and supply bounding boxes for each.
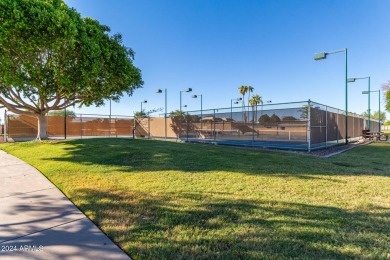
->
[270,114,281,123]
[169,110,186,118]
[0,0,143,139]
[361,110,386,122]
[382,81,390,112]
[282,116,297,121]
[49,109,76,117]
[249,94,262,106]
[134,108,162,119]
[259,114,270,124]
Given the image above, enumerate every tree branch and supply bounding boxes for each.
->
[8,87,39,111]
[9,39,27,64]
[53,99,80,110]
[0,96,36,116]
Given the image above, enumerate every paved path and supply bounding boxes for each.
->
[0,150,130,260]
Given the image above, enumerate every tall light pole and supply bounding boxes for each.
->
[192,94,203,115]
[348,77,370,130]
[231,97,242,120]
[156,89,167,139]
[180,88,192,111]
[261,100,272,116]
[314,48,348,144]
[363,90,381,132]
[192,94,203,129]
[141,100,147,114]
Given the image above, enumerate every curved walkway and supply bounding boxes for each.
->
[0,150,130,260]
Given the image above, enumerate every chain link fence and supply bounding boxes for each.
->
[3,100,381,151]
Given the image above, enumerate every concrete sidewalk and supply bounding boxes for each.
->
[0,150,130,260]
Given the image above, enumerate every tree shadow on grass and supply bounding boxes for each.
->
[23,139,390,258]
[71,188,390,259]
[47,138,390,178]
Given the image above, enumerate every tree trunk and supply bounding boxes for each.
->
[242,95,246,123]
[247,93,251,121]
[37,114,48,140]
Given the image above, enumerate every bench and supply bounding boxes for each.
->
[362,130,388,141]
[379,132,389,141]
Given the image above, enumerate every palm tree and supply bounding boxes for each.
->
[247,86,254,118]
[169,109,186,118]
[239,85,248,122]
[249,94,263,122]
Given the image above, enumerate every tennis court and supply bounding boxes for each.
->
[3,100,379,151]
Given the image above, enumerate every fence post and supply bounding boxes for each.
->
[186,112,189,141]
[213,109,216,140]
[4,110,7,142]
[109,110,111,138]
[46,113,49,138]
[252,107,255,144]
[148,117,150,139]
[307,100,311,152]
[353,113,355,140]
[325,105,328,147]
[64,109,67,140]
[337,109,339,144]
[80,114,83,139]
[165,114,167,140]
[133,116,136,139]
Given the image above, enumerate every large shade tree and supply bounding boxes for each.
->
[0,0,143,140]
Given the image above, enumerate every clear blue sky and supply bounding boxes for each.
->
[19,1,390,118]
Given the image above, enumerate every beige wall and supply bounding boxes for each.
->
[136,117,182,138]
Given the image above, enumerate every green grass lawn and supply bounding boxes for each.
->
[1,139,390,259]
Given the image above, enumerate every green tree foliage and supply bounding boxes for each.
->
[134,111,147,119]
[49,109,76,117]
[169,110,186,118]
[239,86,248,106]
[134,108,162,119]
[0,0,143,140]
[382,81,390,112]
[249,94,262,106]
[249,94,262,122]
[270,114,281,123]
[259,114,270,124]
[282,116,297,121]
[386,91,390,112]
[361,110,386,122]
